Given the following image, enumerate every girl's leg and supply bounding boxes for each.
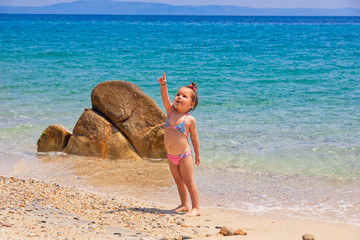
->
[179,156,201,217]
[168,160,190,212]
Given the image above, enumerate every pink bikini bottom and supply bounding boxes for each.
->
[167,151,192,165]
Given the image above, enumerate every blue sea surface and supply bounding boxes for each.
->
[1,14,360,224]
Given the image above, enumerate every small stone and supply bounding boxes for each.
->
[215,226,222,229]
[113,232,122,236]
[27,233,39,237]
[2,223,13,227]
[220,226,235,236]
[235,228,247,236]
[303,233,316,240]
[73,217,80,220]
[181,236,192,239]
[181,224,189,227]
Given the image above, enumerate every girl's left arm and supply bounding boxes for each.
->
[189,117,201,166]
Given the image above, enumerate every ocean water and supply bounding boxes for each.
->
[1,14,360,225]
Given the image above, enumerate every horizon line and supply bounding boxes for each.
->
[0,13,359,17]
[0,1,360,10]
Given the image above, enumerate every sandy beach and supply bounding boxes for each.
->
[1,175,360,240]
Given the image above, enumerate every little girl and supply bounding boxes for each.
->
[158,72,201,217]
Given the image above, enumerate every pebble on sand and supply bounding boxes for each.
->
[303,233,316,240]
[235,228,247,235]
[220,226,235,236]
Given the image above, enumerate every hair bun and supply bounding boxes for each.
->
[187,81,199,111]
[190,81,198,90]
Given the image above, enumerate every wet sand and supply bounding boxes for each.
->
[1,161,360,240]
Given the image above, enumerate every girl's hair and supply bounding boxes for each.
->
[185,81,199,111]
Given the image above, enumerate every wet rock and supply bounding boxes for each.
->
[303,233,315,240]
[37,125,71,152]
[64,108,141,160]
[219,226,235,236]
[91,80,167,159]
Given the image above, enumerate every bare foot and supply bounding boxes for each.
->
[185,208,201,217]
[172,205,190,213]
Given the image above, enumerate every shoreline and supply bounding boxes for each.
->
[1,175,360,240]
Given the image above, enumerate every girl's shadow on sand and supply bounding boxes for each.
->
[106,207,184,215]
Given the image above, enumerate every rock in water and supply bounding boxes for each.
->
[64,108,141,160]
[91,81,167,159]
[37,125,71,152]
[303,233,315,240]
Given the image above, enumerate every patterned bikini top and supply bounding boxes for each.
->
[164,109,189,137]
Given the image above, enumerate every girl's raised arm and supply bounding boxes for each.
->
[158,72,173,113]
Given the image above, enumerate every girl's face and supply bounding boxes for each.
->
[174,87,195,111]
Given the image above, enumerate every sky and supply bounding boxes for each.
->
[1,0,359,9]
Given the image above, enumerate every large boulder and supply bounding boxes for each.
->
[37,125,71,152]
[63,108,141,160]
[91,81,167,159]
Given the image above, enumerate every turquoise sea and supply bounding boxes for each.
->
[1,14,360,225]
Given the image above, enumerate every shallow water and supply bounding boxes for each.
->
[1,14,360,225]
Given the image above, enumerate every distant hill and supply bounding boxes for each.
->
[1,0,359,16]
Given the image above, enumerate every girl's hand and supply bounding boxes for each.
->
[158,72,167,85]
[195,155,201,166]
